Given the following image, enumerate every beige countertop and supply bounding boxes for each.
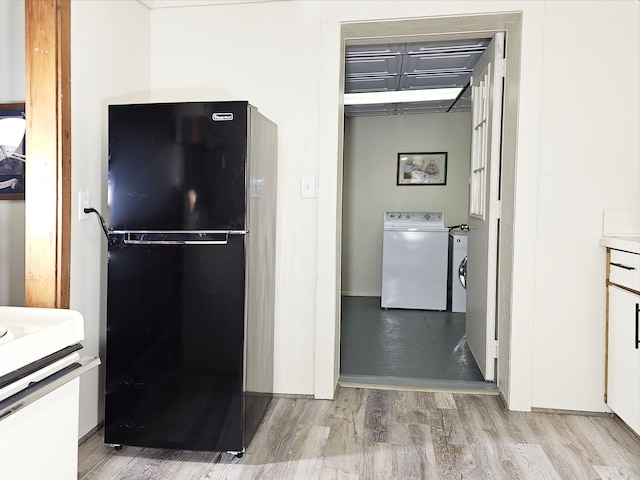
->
[600,236,640,254]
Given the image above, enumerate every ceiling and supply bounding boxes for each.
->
[344,38,490,117]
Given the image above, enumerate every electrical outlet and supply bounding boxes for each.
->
[79,191,91,221]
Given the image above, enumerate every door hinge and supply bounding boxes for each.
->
[495,57,506,79]
[491,200,501,219]
[487,339,498,359]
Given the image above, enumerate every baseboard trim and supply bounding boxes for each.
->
[79,421,104,446]
[340,292,380,297]
[531,406,613,418]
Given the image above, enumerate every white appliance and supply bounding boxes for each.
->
[449,231,468,313]
[0,307,100,480]
[381,211,449,310]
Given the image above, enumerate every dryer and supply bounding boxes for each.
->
[381,211,448,310]
[449,231,468,313]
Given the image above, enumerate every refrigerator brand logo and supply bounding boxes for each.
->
[212,113,234,121]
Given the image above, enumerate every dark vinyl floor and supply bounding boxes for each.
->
[340,296,492,390]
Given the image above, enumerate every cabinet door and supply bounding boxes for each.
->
[607,285,640,435]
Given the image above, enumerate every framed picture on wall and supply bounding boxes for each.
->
[397,152,447,186]
[0,102,26,200]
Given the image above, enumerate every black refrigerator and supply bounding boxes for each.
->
[104,101,277,455]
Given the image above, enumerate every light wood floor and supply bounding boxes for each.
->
[78,386,640,480]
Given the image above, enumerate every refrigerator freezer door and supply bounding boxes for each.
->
[108,101,249,231]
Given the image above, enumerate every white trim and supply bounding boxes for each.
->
[315,12,532,411]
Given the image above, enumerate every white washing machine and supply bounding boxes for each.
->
[449,231,468,313]
[381,211,448,310]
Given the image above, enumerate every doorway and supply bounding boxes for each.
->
[339,103,486,389]
[314,12,523,400]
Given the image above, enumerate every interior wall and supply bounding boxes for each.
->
[70,0,151,438]
[0,0,25,307]
[342,112,471,297]
[531,0,640,411]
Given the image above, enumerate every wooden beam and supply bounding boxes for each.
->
[24,0,71,308]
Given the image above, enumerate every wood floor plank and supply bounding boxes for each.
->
[479,394,536,445]
[322,387,366,475]
[433,391,457,410]
[427,406,477,479]
[454,394,521,479]
[195,453,246,480]
[363,388,391,444]
[360,442,393,479]
[517,412,600,479]
[592,465,635,480]
[77,388,640,480]
[253,397,308,463]
[319,470,360,480]
[567,414,640,480]
[407,423,440,479]
[288,424,331,480]
[541,442,605,480]
[510,443,563,479]
[395,389,434,425]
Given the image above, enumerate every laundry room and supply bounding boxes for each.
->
[341,113,471,298]
[339,39,493,389]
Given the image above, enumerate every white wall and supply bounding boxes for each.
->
[342,112,471,297]
[70,0,151,438]
[0,0,25,307]
[531,1,640,411]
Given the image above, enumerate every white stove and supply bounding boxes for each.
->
[0,306,85,377]
[0,307,100,480]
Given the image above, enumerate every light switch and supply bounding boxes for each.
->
[300,176,316,199]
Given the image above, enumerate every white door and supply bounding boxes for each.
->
[466,32,505,381]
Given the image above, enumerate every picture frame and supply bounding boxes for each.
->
[397,152,447,186]
[0,102,26,200]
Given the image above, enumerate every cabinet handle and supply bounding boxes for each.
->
[610,262,636,271]
[636,303,640,350]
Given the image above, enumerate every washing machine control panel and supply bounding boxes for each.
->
[384,211,444,230]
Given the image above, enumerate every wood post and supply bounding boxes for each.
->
[24,0,71,308]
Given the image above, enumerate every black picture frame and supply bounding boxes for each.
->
[397,152,447,186]
[0,102,26,200]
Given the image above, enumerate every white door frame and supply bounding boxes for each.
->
[316,12,524,407]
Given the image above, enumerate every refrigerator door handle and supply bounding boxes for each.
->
[122,231,243,245]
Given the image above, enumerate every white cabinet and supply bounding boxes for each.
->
[606,285,640,435]
[605,246,640,437]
